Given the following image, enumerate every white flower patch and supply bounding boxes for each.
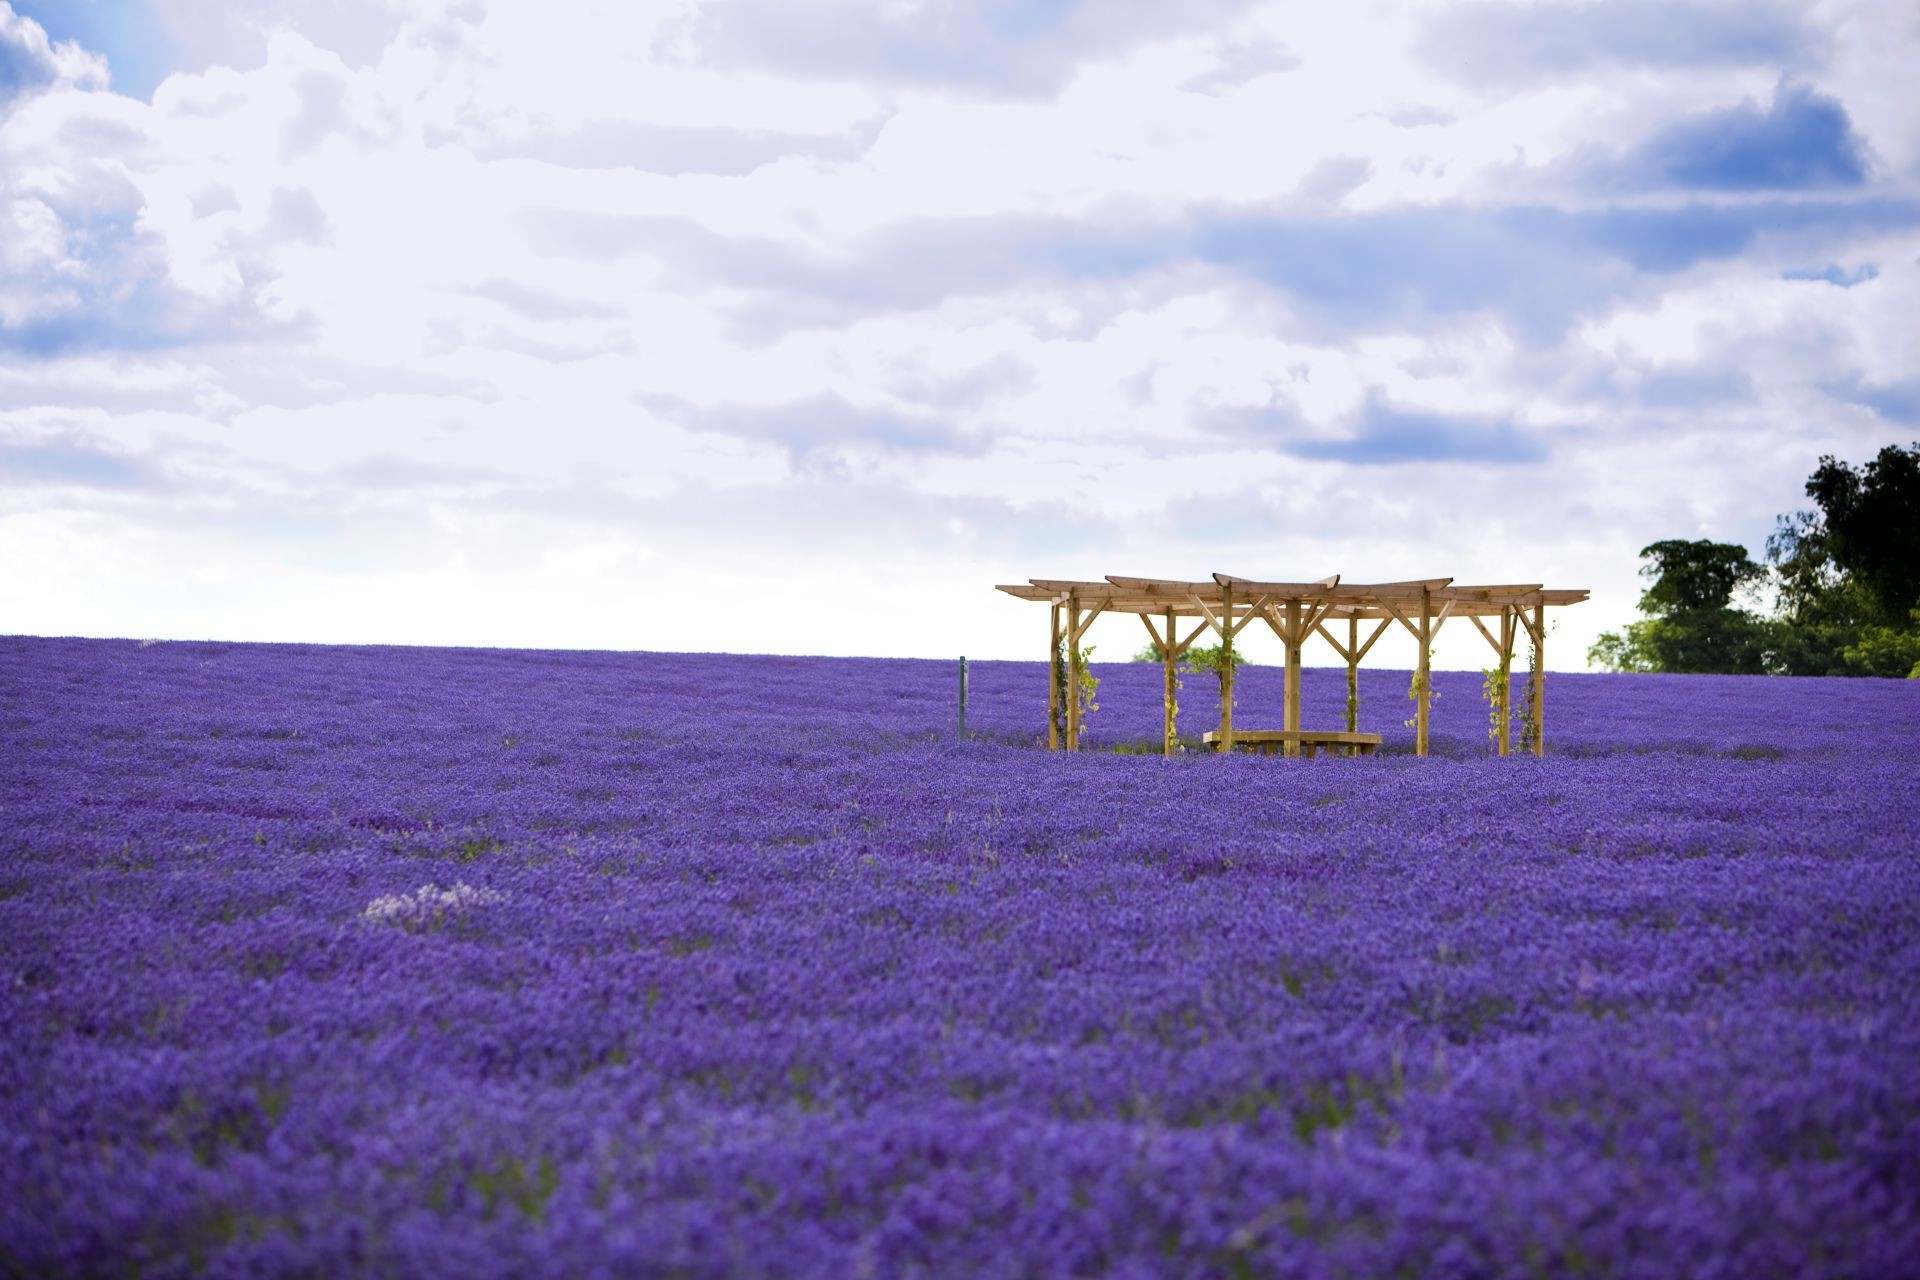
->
[361,882,508,931]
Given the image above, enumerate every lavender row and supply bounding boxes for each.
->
[3,637,1917,1277]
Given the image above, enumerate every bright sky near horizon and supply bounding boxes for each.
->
[1,0,1916,669]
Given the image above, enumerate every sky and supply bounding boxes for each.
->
[1,0,1916,670]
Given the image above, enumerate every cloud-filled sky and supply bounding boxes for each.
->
[2,0,1916,669]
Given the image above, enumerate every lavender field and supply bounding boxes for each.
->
[3,636,1917,1278]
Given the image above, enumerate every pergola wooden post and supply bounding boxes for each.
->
[1282,599,1303,757]
[1161,609,1177,755]
[1470,596,1542,758]
[1047,603,1062,751]
[1346,616,1359,733]
[1000,575,1584,760]
[1416,586,1433,757]
[1311,608,1391,745]
[1138,607,1204,757]
[1065,593,1082,752]
[1497,607,1514,756]
[1528,602,1546,756]
[1219,583,1235,752]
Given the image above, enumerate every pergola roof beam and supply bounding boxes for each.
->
[1001,580,1590,614]
[1213,572,1341,595]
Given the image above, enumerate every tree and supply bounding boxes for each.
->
[1766,442,1920,676]
[1588,539,1770,674]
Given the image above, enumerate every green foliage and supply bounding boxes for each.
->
[1182,643,1237,678]
[1766,442,1920,675]
[1842,610,1920,678]
[1589,539,1770,674]
[470,1154,561,1223]
[1185,645,1236,684]
[1177,643,1241,710]
[1056,636,1099,733]
[1588,612,1771,675]
[1403,662,1437,728]
[1635,539,1766,614]
[1051,640,1068,743]
[1131,639,1244,681]
[1481,667,1511,745]
[1345,664,1359,734]
[1520,636,1540,753]
[1075,646,1101,720]
[1790,442,1920,624]
[1587,622,1656,673]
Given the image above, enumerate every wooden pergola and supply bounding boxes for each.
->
[997,574,1589,758]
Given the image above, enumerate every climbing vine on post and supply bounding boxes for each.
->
[1183,644,1238,712]
[1404,662,1439,728]
[1073,645,1100,729]
[1164,662,1181,752]
[1346,666,1359,733]
[1520,634,1541,755]
[1481,667,1512,747]
[1050,638,1068,747]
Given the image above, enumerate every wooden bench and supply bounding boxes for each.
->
[1202,730,1383,758]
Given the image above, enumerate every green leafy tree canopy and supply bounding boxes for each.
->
[1588,539,1769,674]
[1766,441,1920,676]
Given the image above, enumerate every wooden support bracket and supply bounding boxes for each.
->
[1469,613,1503,655]
[1186,594,1226,637]
[1381,600,1419,639]
[1355,618,1393,662]
[1313,622,1352,663]
[1227,594,1272,640]
[1138,612,1167,653]
[1070,599,1108,645]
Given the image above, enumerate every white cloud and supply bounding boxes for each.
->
[1,0,1916,671]
[0,2,108,105]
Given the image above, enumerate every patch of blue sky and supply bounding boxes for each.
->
[11,0,173,100]
[1582,199,1915,271]
[0,434,160,488]
[1829,379,1920,425]
[1782,264,1878,287]
[1,17,57,103]
[1421,0,1811,80]
[985,0,1076,37]
[0,256,200,357]
[1191,207,1585,326]
[0,304,172,357]
[1046,227,1173,281]
[0,192,249,355]
[1286,400,1546,466]
[1619,84,1870,192]
[1188,197,1918,338]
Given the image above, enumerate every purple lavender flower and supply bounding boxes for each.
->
[2,637,1916,1277]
